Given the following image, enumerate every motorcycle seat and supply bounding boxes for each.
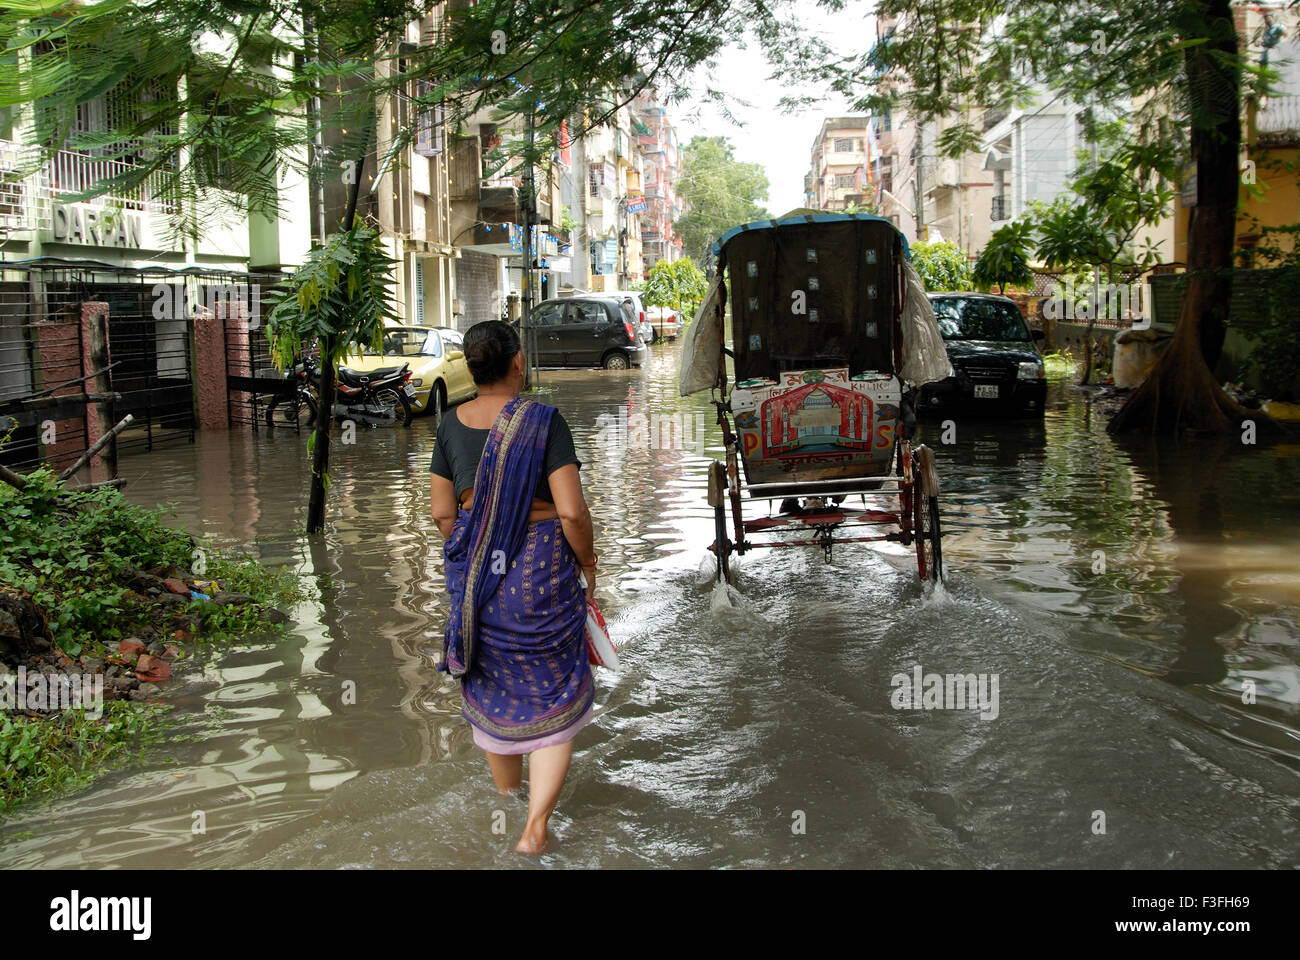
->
[337,365,404,386]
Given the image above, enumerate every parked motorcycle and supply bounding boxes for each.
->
[265,361,320,429]
[334,360,415,427]
[266,357,415,428]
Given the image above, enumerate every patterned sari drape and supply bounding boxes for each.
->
[440,397,593,743]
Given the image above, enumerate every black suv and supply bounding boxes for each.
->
[522,297,649,369]
[919,292,1047,416]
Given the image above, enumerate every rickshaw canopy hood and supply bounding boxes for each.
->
[681,214,949,396]
[711,211,911,260]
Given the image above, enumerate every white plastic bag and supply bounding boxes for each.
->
[585,599,619,670]
[679,274,725,396]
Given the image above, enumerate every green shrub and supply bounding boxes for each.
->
[911,240,974,292]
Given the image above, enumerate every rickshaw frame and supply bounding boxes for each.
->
[699,213,944,585]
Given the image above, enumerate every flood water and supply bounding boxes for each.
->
[3,341,1299,868]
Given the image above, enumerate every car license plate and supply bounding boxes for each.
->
[974,384,999,399]
[402,383,416,397]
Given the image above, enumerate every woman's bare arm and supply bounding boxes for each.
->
[431,472,459,539]
[549,463,597,599]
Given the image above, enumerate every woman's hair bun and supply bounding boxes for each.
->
[462,320,521,385]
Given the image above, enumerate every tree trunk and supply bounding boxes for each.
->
[1108,0,1248,435]
[307,337,335,534]
[1080,321,1095,386]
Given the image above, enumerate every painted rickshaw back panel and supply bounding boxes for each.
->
[719,216,908,488]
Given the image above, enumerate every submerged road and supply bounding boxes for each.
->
[2,342,1298,868]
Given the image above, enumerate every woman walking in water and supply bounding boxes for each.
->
[430,320,598,854]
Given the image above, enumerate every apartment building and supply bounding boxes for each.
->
[579,104,646,292]
[334,13,458,332]
[0,66,309,276]
[633,90,683,272]
[805,117,872,211]
[446,106,564,327]
[549,88,681,293]
[0,30,313,467]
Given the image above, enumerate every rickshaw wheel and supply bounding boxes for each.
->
[897,439,914,547]
[714,500,732,584]
[913,445,943,583]
[708,461,732,584]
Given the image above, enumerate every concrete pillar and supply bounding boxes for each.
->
[32,312,86,469]
[193,308,230,430]
[77,302,113,475]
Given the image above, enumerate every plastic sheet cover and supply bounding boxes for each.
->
[898,257,953,387]
[679,273,725,396]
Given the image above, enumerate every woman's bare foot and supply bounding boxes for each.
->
[515,823,551,854]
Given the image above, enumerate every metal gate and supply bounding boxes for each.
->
[221,274,294,428]
[80,279,194,453]
[0,260,293,473]
[0,267,92,472]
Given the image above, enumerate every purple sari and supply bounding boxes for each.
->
[440,397,593,748]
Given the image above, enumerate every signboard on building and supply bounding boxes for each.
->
[46,203,146,248]
[626,197,646,214]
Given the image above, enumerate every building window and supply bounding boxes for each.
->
[415,260,425,324]
[834,173,854,188]
[414,80,444,157]
[833,138,854,152]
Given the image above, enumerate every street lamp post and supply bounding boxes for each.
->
[521,108,539,389]
[617,196,628,288]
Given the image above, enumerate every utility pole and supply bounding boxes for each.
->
[521,108,537,389]
[618,197,627,288]
[572,115,590,290]
[911,129,924,242]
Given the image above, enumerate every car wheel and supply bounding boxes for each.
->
[603,352,629,370]
[427,382,446,427]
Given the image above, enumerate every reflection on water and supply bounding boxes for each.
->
[2,343,1298,868]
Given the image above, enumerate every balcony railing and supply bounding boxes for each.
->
[46,148,178,215]
[1257,95,1300,145]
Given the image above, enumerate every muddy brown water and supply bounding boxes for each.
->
[2,342,1298,868]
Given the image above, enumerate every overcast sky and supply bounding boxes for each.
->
[673,0,873,215]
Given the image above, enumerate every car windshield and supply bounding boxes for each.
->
[931,298,1031,341]
[365,329,440,357]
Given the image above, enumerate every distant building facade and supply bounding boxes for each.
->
[805,117,872,211]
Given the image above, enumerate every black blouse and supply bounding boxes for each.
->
[430,406,581,502]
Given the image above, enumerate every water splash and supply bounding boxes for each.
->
[922,575,955,607]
